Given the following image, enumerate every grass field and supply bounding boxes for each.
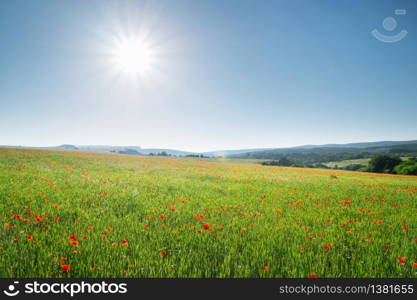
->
[324,157,411,169]
[1,148,416,278]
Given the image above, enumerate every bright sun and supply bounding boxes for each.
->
[111,37,154,78]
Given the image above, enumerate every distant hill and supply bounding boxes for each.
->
[202,148,272,157]
[138,149,193,156]
[54,144,79,150]
[230,140,417,164]
[292,140,417,150]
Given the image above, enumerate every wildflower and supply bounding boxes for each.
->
[69,234,77,240]
[61,264,70,272]
[121,240,128,246]
[87,226,94,231]
[263,265,269,271]
[35,216,42,222]
[309,274,318,278]
[69,241,79,246]
[15,214,22,219]
[203,224,210,230]
[27,235,33,240]
[160,250,167,255]
[398,257,406,265]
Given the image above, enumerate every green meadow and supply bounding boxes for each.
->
[0,148,416,278]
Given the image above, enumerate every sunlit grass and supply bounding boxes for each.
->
[0,148,416,278]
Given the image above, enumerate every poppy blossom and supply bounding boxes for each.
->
[160,250,167,255]
[309,274,318,278]
[69,234,77,240]
[203,224,210,230]
[69,241,79,246]
[263,265,269,271]
[27,235,33,240]
[87,226,94,231]
[15,214,22,219]
[35,216,42,222]
[398,257,406,265]
[159,215,166,219]
[121,240,128,246]
[61,264,70,272]
[54,216,60,221]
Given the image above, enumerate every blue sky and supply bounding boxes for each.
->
[0,0,416,152]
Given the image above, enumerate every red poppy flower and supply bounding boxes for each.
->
[35,216,42,222]
[69,240,79,246]
[27,235,33,240]
[69,234,77,240]
[159,215,166,219]
[203,224,210,230]
[102,235,107,239]
[87,226,94,231]
[413,263,417,268]
[398,257,406,265]
[121,240,128,246]
[15,214,22,219]
[54,216,60,221]
[263,265,269,271]
[160,250,167,255]
[61,264,70,272]
[23,218,30,223]
[309,274,318,278]
[402,226,408,231]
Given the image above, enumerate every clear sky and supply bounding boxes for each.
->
[1,0,416,152]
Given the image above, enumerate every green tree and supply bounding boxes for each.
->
[367,155,402,173]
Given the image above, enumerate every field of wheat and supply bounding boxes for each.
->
[0,148,416,278]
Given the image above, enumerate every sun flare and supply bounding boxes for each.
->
[111,37,154,78]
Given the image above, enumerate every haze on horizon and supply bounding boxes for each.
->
[1,0,417,153]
